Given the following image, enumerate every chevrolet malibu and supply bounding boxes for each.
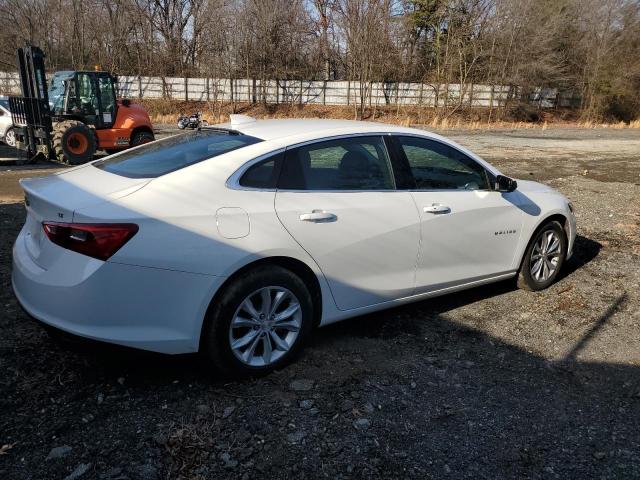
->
[12,116,576,376]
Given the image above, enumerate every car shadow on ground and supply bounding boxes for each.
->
[313,234,602,342]
[29,235,602,384]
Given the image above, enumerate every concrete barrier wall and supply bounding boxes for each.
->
[0,71,579,108]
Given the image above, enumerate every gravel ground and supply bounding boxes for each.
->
[1,127,639,479]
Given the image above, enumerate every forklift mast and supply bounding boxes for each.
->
[9,46,53,158]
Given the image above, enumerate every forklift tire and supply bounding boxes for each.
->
[52,120,97,165]
[130,130,154,147]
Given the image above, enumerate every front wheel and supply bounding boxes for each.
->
[201,266,313,377]
[52,120,97,165]
[517,220,567,291]
[4,127,16,147]
[130,130,154,147]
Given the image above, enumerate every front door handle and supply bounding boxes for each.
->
[423,204,451,214]
[299,210,338,223]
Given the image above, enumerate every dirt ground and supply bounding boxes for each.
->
[1,127,639,479]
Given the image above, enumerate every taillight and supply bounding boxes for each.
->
[42,222,138,261]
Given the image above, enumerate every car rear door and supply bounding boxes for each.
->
[274,135,421,311]
[390,135,524,292]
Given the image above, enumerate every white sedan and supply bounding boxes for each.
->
[0,97,16,147]
[12,116,576,376]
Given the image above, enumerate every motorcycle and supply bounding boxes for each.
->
[177,112,209,130]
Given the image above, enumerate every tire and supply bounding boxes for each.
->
[177,119,187,129]
[130,130,154,147]
[201,266,314,378]
[4,127,16,147]
[517,220,567,291]
[52,120,96,165]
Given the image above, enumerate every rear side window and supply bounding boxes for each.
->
[95,130,262,178]
[239,152,283,188]
[279,136,394,190]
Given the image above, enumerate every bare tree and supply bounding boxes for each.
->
[0,0,638,120]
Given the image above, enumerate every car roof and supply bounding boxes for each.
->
[215,118,424,143]
[201,116,499,178]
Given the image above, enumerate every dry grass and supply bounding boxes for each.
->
[138,99,640,130]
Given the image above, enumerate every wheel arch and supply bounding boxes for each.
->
[198,256,323,351]
[535,213,569,241]
[517,212,569,269]
[130,125,154,139]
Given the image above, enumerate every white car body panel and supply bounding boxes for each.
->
[275,190,420,310]
[0,100,12,141]
[410,189,524,291]
[12,118,576,354]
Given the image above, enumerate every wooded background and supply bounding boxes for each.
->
[0,0,638,121]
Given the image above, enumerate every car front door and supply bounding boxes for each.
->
[391,135,524,292]
[274,135,421,311]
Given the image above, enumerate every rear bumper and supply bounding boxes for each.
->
[12,229,225,354]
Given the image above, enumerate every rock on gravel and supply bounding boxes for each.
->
[299,399,314,409]
[220,452,238,469]
[290,379,314,392]
[63,463,92,480]
[46,445,72,461]
[222,406,235,418]
[353,418,371,430]
[286,431,306,444]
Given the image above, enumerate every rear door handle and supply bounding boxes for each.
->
[299,210,338,223]
[423,204,451,214]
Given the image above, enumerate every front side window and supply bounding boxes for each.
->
[398,136,489,190]
[279,136,394,190]
[95,131,263,178]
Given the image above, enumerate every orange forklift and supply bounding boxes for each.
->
[9,46,154,164]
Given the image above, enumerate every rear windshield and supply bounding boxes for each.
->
[94,130,263,178]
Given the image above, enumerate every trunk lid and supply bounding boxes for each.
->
[21,164,149,269]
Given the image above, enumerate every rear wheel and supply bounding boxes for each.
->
[130,130,154,147]
[517,220,567,291]
[201,266,313,377]
[4,127,16,147]
[52,120,96,165]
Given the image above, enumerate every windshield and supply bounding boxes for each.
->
[94,130,263,178]
[0,98,8,111]
[48,71,74,112]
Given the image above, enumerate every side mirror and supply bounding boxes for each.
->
[121,98,131,107]
[495,175,517,192]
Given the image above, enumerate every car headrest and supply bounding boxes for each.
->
[339,151,370,176]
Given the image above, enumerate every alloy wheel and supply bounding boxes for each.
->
[530,229,562,282]
[229,286,302,367]
[5,128,16,147]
